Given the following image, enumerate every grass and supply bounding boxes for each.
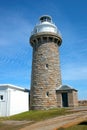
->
[5,108,68,121]
[64,120,87,130]
[0,108,68,122]
[58,120,87,130]
[0,108,69,130]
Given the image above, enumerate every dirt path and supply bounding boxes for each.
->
[20,110,87,130]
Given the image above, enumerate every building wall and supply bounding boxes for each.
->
[9,88,29,116]
[72,91,78,106]
[68,91,74,107]
[68,91,78,107]
[0,89,8,116]
[56,93,62,107]
[0,85,29,117]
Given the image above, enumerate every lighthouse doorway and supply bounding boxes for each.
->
[62,93,68,107]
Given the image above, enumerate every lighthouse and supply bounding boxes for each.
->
[29,15,62,110]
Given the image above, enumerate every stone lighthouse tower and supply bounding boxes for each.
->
[30,15,62,110]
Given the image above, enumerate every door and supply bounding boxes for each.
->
[62,93,68,107]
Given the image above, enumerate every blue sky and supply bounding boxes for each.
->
[0,0,87,100]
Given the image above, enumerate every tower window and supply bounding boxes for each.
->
[49,37,53,42]
[45,64,48,69]
[46,92,49,97]
[43,37,47,43]
[37,38,41,43]
[54,38,58,43]
[33,39,36,43]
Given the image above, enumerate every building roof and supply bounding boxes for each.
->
[0,84,29,92]
[56,85,78,92]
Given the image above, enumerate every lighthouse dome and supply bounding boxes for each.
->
[31,15,61,37]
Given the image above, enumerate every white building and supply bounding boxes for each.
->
[0,84,29,117]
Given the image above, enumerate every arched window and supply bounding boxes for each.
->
[45,64,49,69]
[46,92,49,97]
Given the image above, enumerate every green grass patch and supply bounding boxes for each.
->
[0,108,68,121]
[10,108,67,121]
[63,120,87,130]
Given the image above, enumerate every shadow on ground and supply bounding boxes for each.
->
[78,121,87,125]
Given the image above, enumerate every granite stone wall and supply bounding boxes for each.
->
[72,91,78,106]
[30,33,62,110]
[56,92,62,107]
[68,91,78,107]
